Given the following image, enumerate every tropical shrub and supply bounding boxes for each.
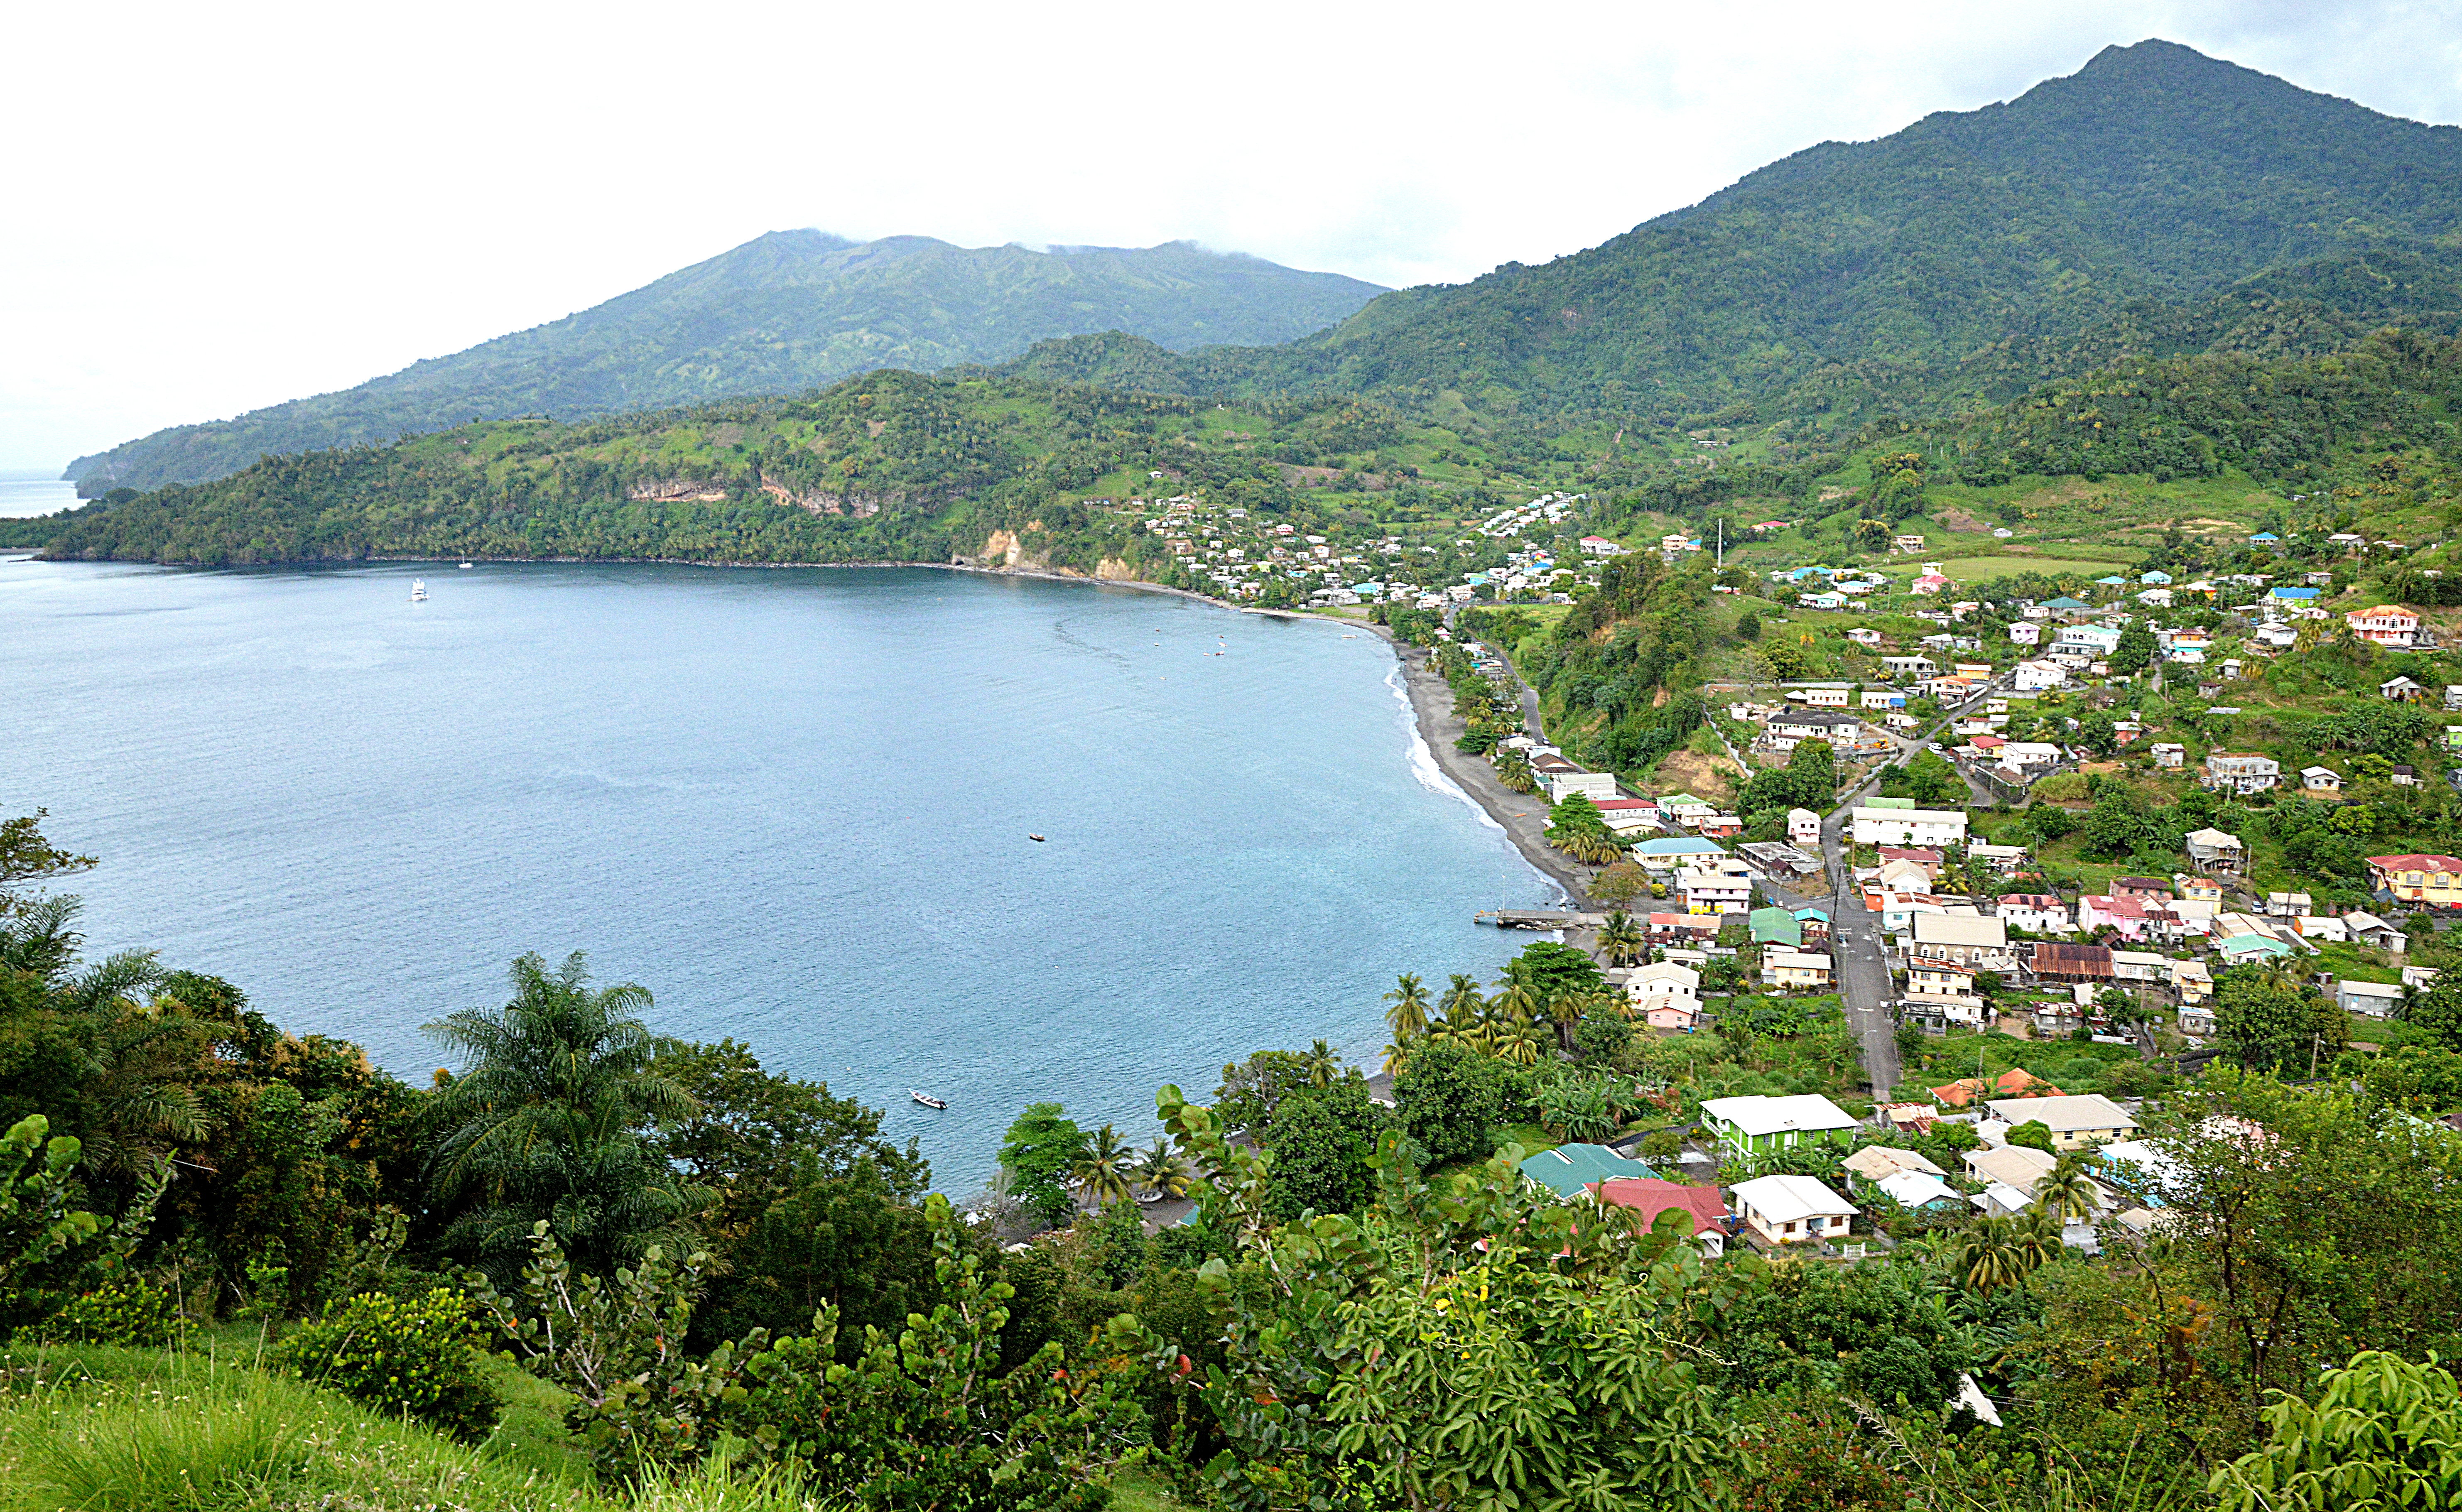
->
[273,1288,498,1441]
[33,1276,177,1346]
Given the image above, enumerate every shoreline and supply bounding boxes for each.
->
[1384,637,1592,906]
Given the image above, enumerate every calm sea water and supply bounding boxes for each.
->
[0,561,1555,1189]
[0,473,80,519]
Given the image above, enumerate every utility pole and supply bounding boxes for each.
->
[1717,516,1725,569]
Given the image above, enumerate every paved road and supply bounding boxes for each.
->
[1803,672,2015,1100]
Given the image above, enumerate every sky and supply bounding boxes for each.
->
[6,0,2460,471]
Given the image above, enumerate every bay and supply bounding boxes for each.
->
[0,560,1556,1189]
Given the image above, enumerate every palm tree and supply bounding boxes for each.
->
[1440,974,1488,1026]
[1952,1215,2031,1294]
[1492,980,1546,1032]
[1597,911,1647,967]
[1071,1123,1136,1206]
[1383,973,1432,1040]
[1381,1038,1415,1076]
[1302,1039,1341,1089]
[424,951,703,1275]
[2035,1159,2101,1226]
[1130,1138,1190,1201]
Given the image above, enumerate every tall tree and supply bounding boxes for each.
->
[424,951,703,1274]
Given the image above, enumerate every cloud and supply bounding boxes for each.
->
[2,0,2455,467]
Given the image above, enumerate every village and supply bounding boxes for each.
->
[1388,524,2462,1269]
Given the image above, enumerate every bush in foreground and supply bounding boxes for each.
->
[273,1287,498,1441]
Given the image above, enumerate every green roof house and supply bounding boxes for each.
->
[1518,1143,1659,1200]
[1749,907,1803,948]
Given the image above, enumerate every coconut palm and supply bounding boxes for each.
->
[1596,911,1647,968]
[1381,1038,1415,1076]
[1953,1212,2057,1294]
[1491,980,1547,1032]
[1131,1138,1191,1201]
[1440,973,1488,1027]
[2035,1161,2102,1225]
[1302,1039,1341,1089]
[1071,1123,1136,1206]
[424,951,703,1274]
[1383,973,1432,1040]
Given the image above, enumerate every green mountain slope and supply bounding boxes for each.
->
[64,233,1384,496]
[1005,41,2462,426]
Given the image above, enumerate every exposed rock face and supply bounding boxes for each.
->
[1094,557,1137,580]
[755,480,883,516]
[629,478,729,503]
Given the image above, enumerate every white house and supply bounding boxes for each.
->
[2337,980,2404,1018]
[1788,808,1822,847]
[1626,961,1702,1015]
[2010,622,2043,647]
[2012,659,2070,691]
[1676,867,1753,914]
[1911,912,2016,969]
[1994,893,2072,934]
[2300,766,2342,792]
[1729,1174,1857,1246]
[1547,772,1622,803]
[1851,805,1969,847]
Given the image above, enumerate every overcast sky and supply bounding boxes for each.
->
[5,0,2458,471]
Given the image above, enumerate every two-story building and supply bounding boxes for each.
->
[2368,854,2462,908]
[1851,802,1969,847]
[1908,912,2016,971]
[1994,893,2072,934]
[2347,605,2422,647]
[2202,752,2281,794]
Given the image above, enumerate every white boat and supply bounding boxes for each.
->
[458,560,473,569]
[910,1090,947,1110]
[410,579,428,602]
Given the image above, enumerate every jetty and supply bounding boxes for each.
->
[1476,908,1608,929]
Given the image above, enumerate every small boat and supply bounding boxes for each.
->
[410,579,428,602]
[458,560,473,569]
[910,1091,947,1110]
[1029,833,1046,842]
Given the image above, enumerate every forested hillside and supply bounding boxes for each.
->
[1005,41,2462,434]
[64,234,1384,496]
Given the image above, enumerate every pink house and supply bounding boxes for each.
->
[2077,893,2153,941]
[1645,1002,1702,1032]
[1912,573,1951,595]
[2346,605,2420,647]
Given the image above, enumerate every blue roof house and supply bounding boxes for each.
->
[1518,1143,1658,1200]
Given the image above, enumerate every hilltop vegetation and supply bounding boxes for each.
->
[996,42,2462,440]
[65,234,1385,496]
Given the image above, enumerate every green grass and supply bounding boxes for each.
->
[1113,1469,1206,1512]
[0,1343,618,1512]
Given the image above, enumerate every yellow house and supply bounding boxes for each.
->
[1985,1094,2137,1150]
[2369,854,2462,906]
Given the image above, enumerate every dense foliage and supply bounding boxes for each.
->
[67,234,1383,495]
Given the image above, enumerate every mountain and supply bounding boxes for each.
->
[64,233,1385,495]
[1004,41,2462,425]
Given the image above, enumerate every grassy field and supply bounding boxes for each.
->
[0,1333,1206,1512]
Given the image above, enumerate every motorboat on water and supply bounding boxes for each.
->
[910,1091,947,1110]
[458,560,473,569]
[410,579,428,602]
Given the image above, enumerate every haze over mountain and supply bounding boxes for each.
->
[66,235,1385,495]
[1012,41,2462,425]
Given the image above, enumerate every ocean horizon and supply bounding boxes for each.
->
[1,559,1557,1189]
